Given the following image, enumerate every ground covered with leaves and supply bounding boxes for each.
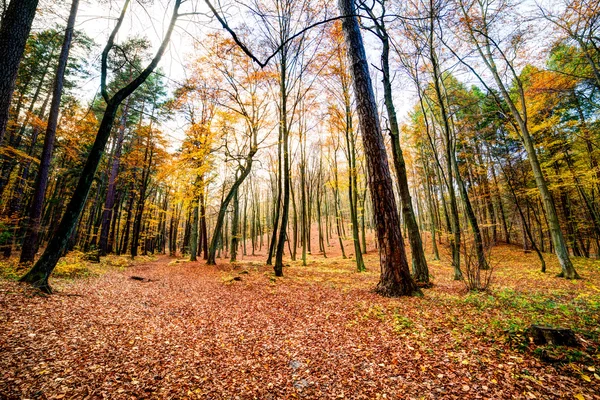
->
[1,246,599,399]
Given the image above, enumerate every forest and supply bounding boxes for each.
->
[0,0,599,398]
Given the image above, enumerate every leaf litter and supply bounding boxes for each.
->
[1,245,599,399]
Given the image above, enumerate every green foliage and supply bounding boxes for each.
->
[392,312,413,332]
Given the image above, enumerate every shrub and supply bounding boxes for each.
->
[462,238,494,292]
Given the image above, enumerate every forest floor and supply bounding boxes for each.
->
[1,244,600,399]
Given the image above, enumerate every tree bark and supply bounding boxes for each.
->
[338,0,418,296]
[0,0,39,147]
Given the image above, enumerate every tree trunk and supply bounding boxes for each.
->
[20,0,181,291]
[0,0,39,147]
[338,0,418,296]
[207,156,255,265]
[190,195,199,261]
[98,97,129,256]
[381,35,428,282]
[230,187,239,262]
[274,58,289,277]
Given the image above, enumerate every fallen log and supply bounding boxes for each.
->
[129,276,156,283]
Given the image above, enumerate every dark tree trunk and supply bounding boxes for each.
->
[20,0,78,264]
[380,35,428,282]
[230,187,239,262]
[338,0,418,296]
[120,183,135,255]
[0,0,40,147]
[267,129,283,266]
[207,151,256,265]
[199,178,208,259]
[0,46,55,198]
[131,138,153,258]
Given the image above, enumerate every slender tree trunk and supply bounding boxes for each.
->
[230,187,239,262]
[190,181,200,261]
[207,156,255,265]
[18,4,80,262]
[381,35,428,282]
[274,58,289,277]
[467,12,579,278]
[98,98,129,256]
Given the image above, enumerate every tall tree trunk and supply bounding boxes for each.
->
[131,135,153,258]
[199,178,208,259]
[0,0,39,147]
[267,136,282,265]
[274,58,289,277]
[462,2,579,278]
[19,0,79,264]
[230,187,239,262]
[380,35,428,282]
[207,155,255,265]
[190,195,199,261]
[341,72,365,271]
[98,98,129,256]
[338,0,418,296]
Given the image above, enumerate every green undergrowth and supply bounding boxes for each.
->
[350,287,600,363]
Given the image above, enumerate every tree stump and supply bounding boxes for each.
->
[528,325,578,346]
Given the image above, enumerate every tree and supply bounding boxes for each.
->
[20,0,182,292]
[19,0,80,264]
[453,0,580,278]
[359,0,430,283]
[337,0,419,296]
[0,0,39,147]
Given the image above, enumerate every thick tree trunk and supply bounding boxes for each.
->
[0,0,40,147]
[338,0,418,296]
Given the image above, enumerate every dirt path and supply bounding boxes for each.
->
[1,255,597,399]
